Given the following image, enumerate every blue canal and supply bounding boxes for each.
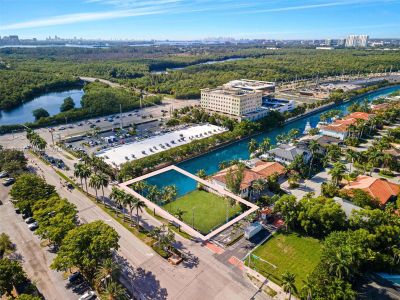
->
[146,85,400,196]
[0,89,84,125]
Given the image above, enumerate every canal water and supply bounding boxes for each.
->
[145,85,400,195]
[0,89,84,125]
[151,57,246,74]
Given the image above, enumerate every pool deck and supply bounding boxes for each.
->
[119,165,259,241]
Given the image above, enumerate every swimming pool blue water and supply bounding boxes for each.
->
[147,86,400,192]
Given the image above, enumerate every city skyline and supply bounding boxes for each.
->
[1,0,400,40]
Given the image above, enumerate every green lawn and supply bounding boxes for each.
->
[164,190,243,235]
[247,232,322,290]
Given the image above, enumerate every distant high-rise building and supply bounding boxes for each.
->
[325,39,332,46]
[345,35,369,48]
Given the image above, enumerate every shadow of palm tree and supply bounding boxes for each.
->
[114,254,168,300]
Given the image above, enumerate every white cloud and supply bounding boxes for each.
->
[0,8,168,30]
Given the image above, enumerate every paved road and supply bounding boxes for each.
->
[0,186,79,300]
[25,153,269,300]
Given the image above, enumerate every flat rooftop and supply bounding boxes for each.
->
[97,124,226,166]
[201,86,261,96]
[224,79,276,90]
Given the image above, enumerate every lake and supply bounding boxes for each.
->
[0,89,84,125]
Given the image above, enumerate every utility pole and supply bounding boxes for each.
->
[192,207,196,229]
[120,104,123,129]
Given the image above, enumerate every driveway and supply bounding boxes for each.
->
[281,168,329,199]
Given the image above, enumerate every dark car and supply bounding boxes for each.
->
[22,211,31,219]
[68,271,81,283]
[2,178,15,186]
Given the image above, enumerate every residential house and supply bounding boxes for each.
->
[319,112,372,140]
[264,143,312,165]
[211,161,285,198]
[341,175,400,206]
[333,197,362,219]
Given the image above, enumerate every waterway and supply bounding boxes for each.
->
[0,89,84,125]
[146,85,400,195]
[150,57,246,74]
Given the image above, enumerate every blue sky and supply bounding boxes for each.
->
[0,0,399,40]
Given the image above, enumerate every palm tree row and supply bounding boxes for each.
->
[110,187,146,227]
[26,129,47,152]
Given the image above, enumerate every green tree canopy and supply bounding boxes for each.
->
[0,258,27,297]
[32,196,78,246]
[51,221,119,283]
[10,174,56,212]
[60,96,75,112]
[32,108,50,121]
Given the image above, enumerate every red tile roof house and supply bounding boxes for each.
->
[211,161,285,198]
[341,175,400,206]
[319,112,373,140]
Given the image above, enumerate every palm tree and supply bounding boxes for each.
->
[248,139,258,155]
[131,181,147,195]
[125,194,138,226]
[251,179,266,199]
[97,173,109,201]
[103,281,126,300]
[195,169,207,189]
[281,271,297,300]
[307,140,320,178]
[258,138,271,154]
[175,208,185,231]
[133,198,146,227]
[328,252,350,280]
[329,162,346,186]
[89,174,101,200]
[162,185,177,209]
[73,163,86,188]
[94,258,121,291]
[110,187,123,216]
[345,148,358,172]
[80,165,92,193]
[147,185,161,204]
[301,276,313,300]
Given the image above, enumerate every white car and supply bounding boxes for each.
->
[25,217,35,224]
[79,291,96,300]
[28,222,38,231]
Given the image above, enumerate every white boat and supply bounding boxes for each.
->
[303,121,312,134]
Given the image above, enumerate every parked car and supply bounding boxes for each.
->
[22,211,31,219]
[68,271,81,283]
[95,119,101,123]
[28,222,38,231]
[79,291,96,300]
[24,217,35,224]
[90,124,96,128]
[0,171,9,178]
[59,127,66,130]
[2,178,15,186]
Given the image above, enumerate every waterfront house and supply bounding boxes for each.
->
[211,160,285,198]
[319,112,373,140]
[341,175,400,206]
[265,143,312,165]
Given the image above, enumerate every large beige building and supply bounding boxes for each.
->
[200,80,272,120]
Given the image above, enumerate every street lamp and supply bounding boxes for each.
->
[192,207,196,229]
